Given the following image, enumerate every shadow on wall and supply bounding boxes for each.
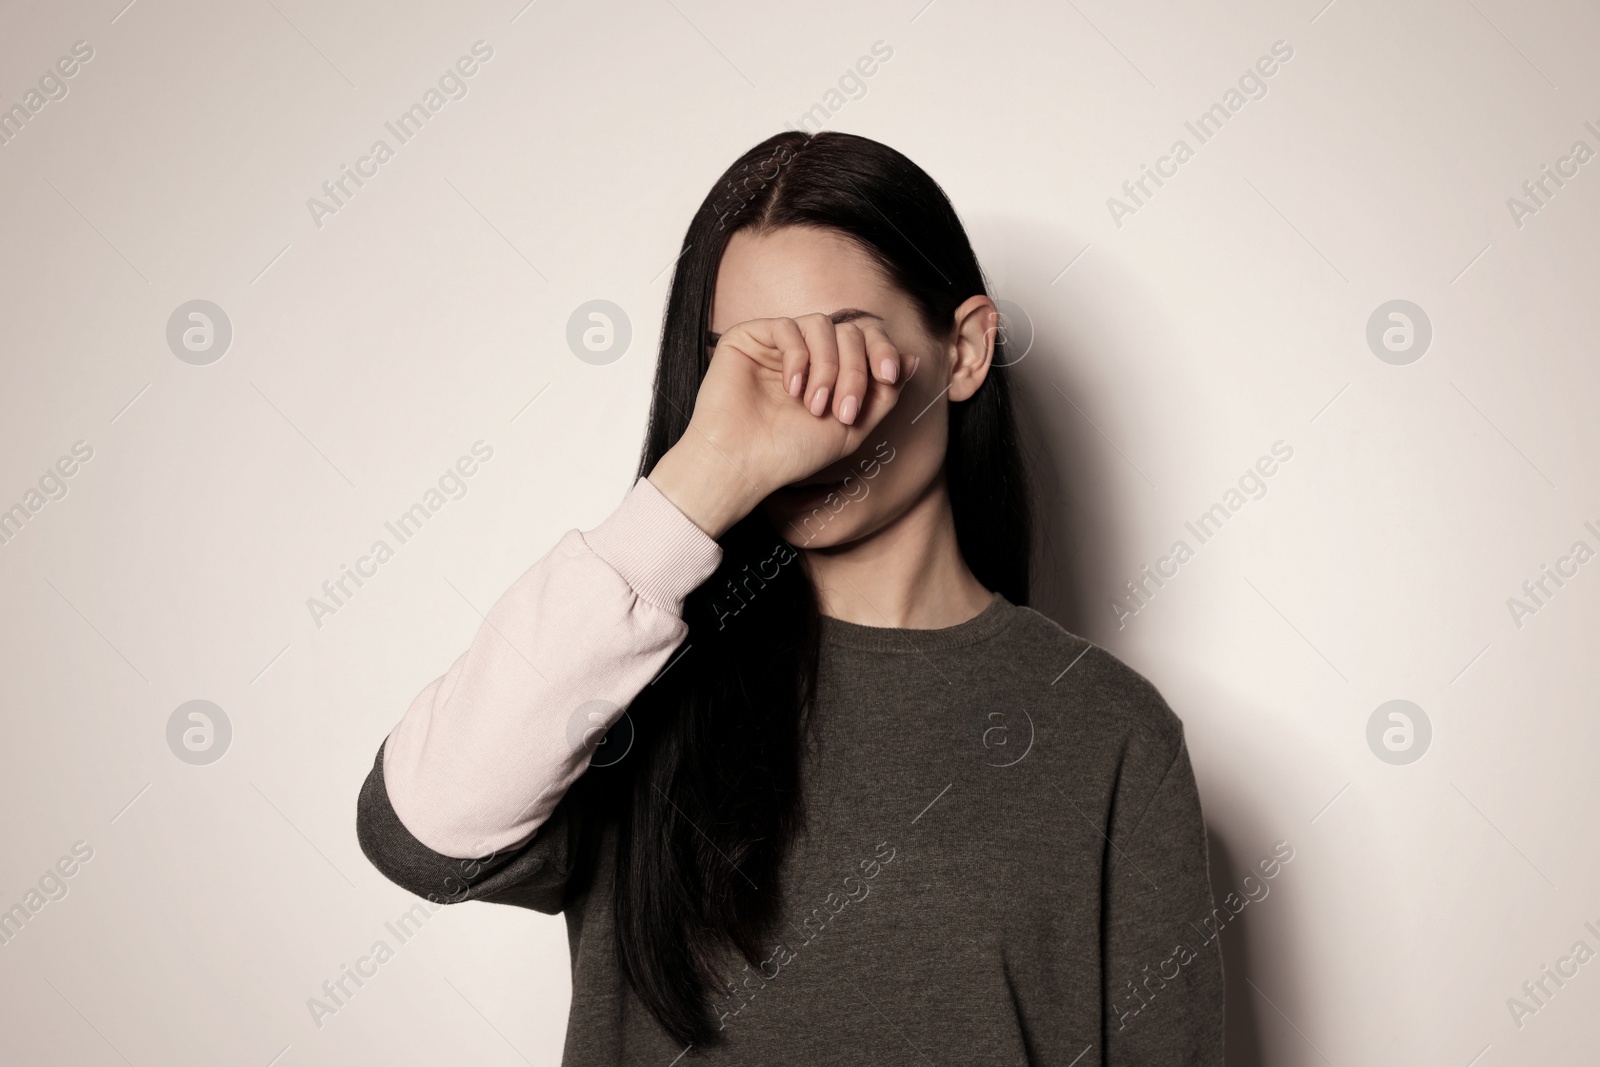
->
[968,214,1198,640]
[978,215,1283,1066]
[1010,340,1107,638]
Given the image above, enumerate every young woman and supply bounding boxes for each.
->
[357,131,1225,1064]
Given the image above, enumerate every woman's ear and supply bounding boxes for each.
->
[947,295,998,402]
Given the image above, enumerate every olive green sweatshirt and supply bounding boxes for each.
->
[358,589,1225,1065]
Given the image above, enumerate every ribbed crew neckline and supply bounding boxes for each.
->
[819,591,1016,652]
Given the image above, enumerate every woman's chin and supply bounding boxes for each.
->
[761,494,873,549]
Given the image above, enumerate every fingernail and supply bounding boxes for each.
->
[789,373,802,396]
[880,358,897,384]
[839,395,858,424]
[810,386,829,417]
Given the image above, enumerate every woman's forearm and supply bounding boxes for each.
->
[380,475,723,859]
[646,433,770,540]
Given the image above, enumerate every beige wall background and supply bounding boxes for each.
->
[2,0,1597,1063]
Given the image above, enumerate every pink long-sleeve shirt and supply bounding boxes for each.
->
[380,475,723,859]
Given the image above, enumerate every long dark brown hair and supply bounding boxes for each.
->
[574,130,1032,1047]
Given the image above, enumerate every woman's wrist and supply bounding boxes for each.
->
[647,435,768,540]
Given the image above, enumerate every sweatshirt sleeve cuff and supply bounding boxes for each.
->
[581,476,723,613]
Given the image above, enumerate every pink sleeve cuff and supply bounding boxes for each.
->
[584,475,723,613]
